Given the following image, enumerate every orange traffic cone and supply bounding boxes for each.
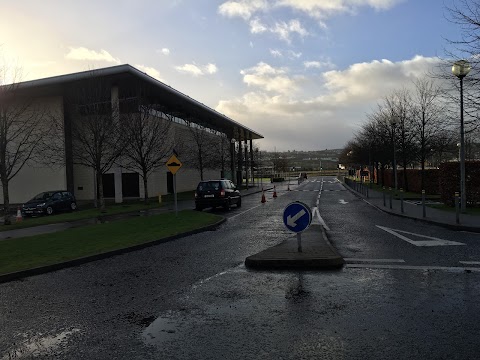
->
[16,206,23,222]
[261,188,266,203]
[273,186,278,198]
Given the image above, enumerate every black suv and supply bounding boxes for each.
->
[195,180,241,211]
[22,190,77,216]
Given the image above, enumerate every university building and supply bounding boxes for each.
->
[1,64,263,204]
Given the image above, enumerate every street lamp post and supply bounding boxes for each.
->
[452,59,471,213]
[390,117,398,191]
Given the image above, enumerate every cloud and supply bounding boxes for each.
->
[216,55,441,151]
[218,0,268,20]
[159,48,170,55]
[249,17,268,33]
[218,0,403,35]
[249,17,308,42]
[270,49,283,57]
[240,62,300,94]
[304,60,335,69]
[175,62,218,76]
[65,47,121,64]
[134,64,163,81]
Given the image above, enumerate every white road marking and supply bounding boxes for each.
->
[376,225,466,247]
[345,258,405,263]
[311,206,330,230]
[460,261,480,265]
[346,264,480,272]
[339,199,348,204]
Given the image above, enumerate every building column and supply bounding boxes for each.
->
[237,137,243,187]
[114,168,123,204]
[250,139,254,186]
[230,138,236,184]
[244,139,249,188]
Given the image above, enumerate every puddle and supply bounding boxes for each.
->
[1,328,81,359]
[142,312,181,346]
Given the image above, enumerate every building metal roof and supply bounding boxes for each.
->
[14,64,263,141]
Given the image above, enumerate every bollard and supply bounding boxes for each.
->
[158,194,162,204]
[366,186,369,198]
[455,192,460,224]
[383,187,386,207]
[422,190,426,218]
[400,188,404,214]
[389,187,393,209]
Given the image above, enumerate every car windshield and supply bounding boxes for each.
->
[32,192,54,200]
[197,181,221,191]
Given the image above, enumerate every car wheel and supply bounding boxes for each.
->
[237,197,242,208]
[70,202,77,211]
[46,206,54,215]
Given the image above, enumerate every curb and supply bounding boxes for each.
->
[244,225,344,270]
[343,183,480,233]
[0,217,226,284]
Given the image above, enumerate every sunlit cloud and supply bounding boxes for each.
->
[218,0,268,20]
[159,48,170,55]
[65,47,121,64]
[175,62,218,76]
[217,55,441,150]
[134,64,163,81]
[240,62,299,94]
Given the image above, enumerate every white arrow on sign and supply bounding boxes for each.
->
[287,209,306,227]
[376,225,466,247]
[339,199,348,204]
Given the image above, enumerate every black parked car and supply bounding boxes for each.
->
[195,180,241,211]
[22,190,77,216]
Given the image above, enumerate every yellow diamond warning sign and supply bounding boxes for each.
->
[166,154,182,175]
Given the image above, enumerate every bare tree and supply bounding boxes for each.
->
[120,97,173,203]
[385,89,418,191]
[412,77,446,190]
[184,121,217,180]
[209,132,231,178]
[0,65,51,225]
[68,73,124,212]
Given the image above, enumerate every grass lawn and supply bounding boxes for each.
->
[0,210,221,276]
[1,191,198,232]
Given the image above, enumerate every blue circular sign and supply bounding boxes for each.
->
[283,201,312,233]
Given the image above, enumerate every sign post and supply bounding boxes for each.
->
[283,201,312,252]
[166,154,183,216]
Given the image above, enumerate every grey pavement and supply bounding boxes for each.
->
[242,177,480,271]
[345,182,480,232]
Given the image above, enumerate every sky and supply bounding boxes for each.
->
[0,0,466,151]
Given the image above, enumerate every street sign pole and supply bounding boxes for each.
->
[166,153,183,217]
[283,201,312,253]
[173,173,178,216]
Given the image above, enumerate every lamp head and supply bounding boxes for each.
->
[452,60,471,79]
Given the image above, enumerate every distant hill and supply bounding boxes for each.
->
[260,149,342,171]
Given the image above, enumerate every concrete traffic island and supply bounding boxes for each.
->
[245,225,344,270]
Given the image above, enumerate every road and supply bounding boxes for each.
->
[1,176,480,359]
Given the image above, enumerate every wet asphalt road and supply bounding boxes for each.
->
[1,177,480,359]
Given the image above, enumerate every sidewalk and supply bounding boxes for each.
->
[346,183,480,232]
